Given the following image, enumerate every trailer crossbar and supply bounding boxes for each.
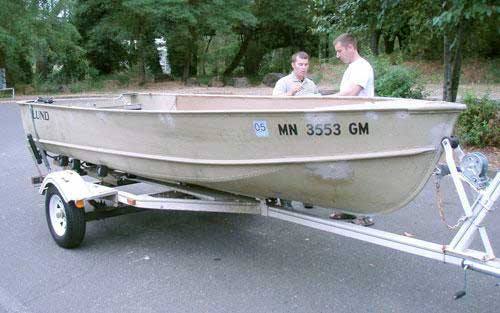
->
[265,206,500,277]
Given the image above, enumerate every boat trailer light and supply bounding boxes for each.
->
[459,152,489,189]
[127,198,136,206]
[75,199,85,208]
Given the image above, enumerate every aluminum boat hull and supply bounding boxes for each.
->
[18,93,465,215]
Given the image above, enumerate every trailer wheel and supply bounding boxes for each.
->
[45,185,86,248]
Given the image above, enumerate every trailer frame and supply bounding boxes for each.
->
[37,139,500,278]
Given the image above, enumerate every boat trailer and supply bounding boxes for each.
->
[32,138,500,283]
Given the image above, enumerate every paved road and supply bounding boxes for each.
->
[0,102,499,313]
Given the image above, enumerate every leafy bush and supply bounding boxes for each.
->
[455,93,499,148]
[106,72,131,86]
[197,76,211,86]
[488,59,500,83]
[371,57,425,99]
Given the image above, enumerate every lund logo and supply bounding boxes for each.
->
[32,110,50,121]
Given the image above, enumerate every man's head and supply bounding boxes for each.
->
[291,51,310,81]
[334,33,359,64]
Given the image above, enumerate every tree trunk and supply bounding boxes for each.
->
[138,39,147,86]
[243,41,267,77]
[142,31,164,81]
[318,33,329,59]
[443,32,452,101]
[201,36,212,76]
[384,36,395,54]
[442,21,465,102]
[223,35,251,78]
[0,48,5,68]
[450,23,464,102]
[370,30,380,56]
[182,50,192,82]
[324,33,330,58]
[147,46,164,80]
[181,27,198,81]
[396,25,410,52]
[318,36,322,59]
[36,54,49,80]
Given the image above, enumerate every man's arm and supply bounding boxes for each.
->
[335,84,363,96]
[272,79,287,96]
[273,79,303,96]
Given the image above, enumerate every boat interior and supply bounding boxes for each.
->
[26,93,453,112]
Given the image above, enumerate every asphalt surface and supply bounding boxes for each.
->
[0,101,499,313]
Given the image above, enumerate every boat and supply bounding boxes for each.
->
[18,93,465,215]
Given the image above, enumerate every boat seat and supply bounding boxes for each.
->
[124,103,142,110]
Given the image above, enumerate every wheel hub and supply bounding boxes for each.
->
[49,194,67,236]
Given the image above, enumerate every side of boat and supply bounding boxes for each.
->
[18,94,465,214]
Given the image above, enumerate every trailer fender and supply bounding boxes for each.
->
[39,170,116,203]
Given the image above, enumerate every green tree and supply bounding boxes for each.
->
[223,0,317,78]
[0,1,37,85]
[112,0,160,84]
[155,0,256,81]
[329,0,499,102]
[34,0,88,83]
[0,0,86,86]
[73,0,129,75]
[433,0,499,102]
[308,0,337,59]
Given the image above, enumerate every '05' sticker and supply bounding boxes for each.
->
[253,120,269,137]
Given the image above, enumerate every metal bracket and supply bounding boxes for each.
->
[441,139,500,261]
[28,103,51,172]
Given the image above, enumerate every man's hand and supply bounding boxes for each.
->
[287,82,304,96]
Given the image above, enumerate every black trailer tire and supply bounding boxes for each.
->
[45,185,86,248]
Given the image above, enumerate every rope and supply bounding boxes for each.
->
[435,174,468,230]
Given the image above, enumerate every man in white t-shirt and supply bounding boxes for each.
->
[334,33,374,97]
[331,33,375,226]
[273,51,319,96]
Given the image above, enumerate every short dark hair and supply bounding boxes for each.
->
[334,33,357,50]
[291,51,309,63]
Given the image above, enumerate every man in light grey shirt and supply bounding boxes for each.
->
[273,51,317,209]
[273,51,319,96]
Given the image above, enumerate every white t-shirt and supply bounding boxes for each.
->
[340,57,374,97]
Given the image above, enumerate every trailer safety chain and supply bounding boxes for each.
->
[435,175,468,230]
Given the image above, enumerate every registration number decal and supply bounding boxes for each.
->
[277,122,369,136]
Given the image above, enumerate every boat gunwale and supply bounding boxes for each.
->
[17,102,466,114]
[17,93,466,114]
